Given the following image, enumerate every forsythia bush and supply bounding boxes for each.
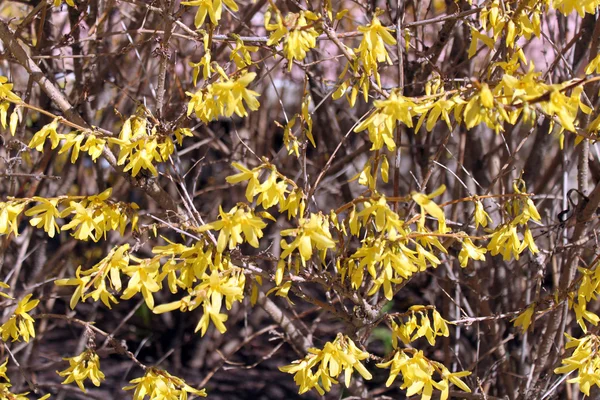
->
[1,0,600,398]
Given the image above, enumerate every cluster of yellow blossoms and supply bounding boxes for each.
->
[265,8,320,69]
[186,70,260,123]
[0,188,138,240]
[279,334,372,395]
[57,350,105,392]
[124,367,206,399]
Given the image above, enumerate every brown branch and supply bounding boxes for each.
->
[255,291,312,355]
[35,313,147,370]
[155,0,174,119]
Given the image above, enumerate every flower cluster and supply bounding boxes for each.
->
[56,230,247,336]
[27,115,192,178]
[108,115,192,177]
[355,15,396,87]
[555,334,600,396]
[58,350,105,392]
[0,294,39,342]
[28,118,107,161]
[377,350,471,400]
[280,213,336,267]
[226,162,306,218]
[354,90,423,151]
[182,0,238,27]
[151,240,245,336]
[334,15,397,106]
[486,181,540,260]
[199,204,267,253]
[265,7,320,69]
[0,188,139,240]
[124,367,206,399]
[187,70,260,123]
[391,306,451,346]
[348,52,592,145]
[6,1,590,398]
[479,0,541,48]
[279,334,372,395]
[55,244,131,309]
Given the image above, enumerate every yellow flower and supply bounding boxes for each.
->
[0,294,39,342]
[376,350,410,387]
[520,227,539,254]
[411,185,446,222]
[0,76,21,103]
[554,333,600,396]
[512,304,535,333]
[280,189,306,219]
[8,108,18,135]
[458,237,487,267]
[0,201,27,236]
[187,71,260,122]
[121,257,161,310]
[256,171,288,209]
[474,200,492,228]
[108,117,172,177]
[173,127,194,146]
[190,56,212,87]
[0,358,52,399]
[201,205,267,253]
[280,334,372,395]
[480,83,494,108]
[376,348,447,398]
[439,367,472,400]
[55,266,91,310]
[356,197,405,235]
[80,134,106,161]
[58,132,85,163]
[572,296,600,333]
[124,367,207,399]
[280,213,336,265]
[265,9,320,69]
[182,0,238,28]
[0,281,11,299]
[196,300,229,336]
[462,84,505,132]
[61,201,104,241]
[58,350,105,392]
[25,197,61,238]
[487,224,521,261]
[357,16,396,85]
[468,27,495,59]
[540,85,577,132]
[0,101,12,131]
[391,307,450,346]
[355,91,420,151]
[226,162,261,202]
[586,53,600,75]
[431,309,451,338]
[196,268,244,330]
[230,35,258,68]
[153,248,245,337]
[28,119,61,151]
